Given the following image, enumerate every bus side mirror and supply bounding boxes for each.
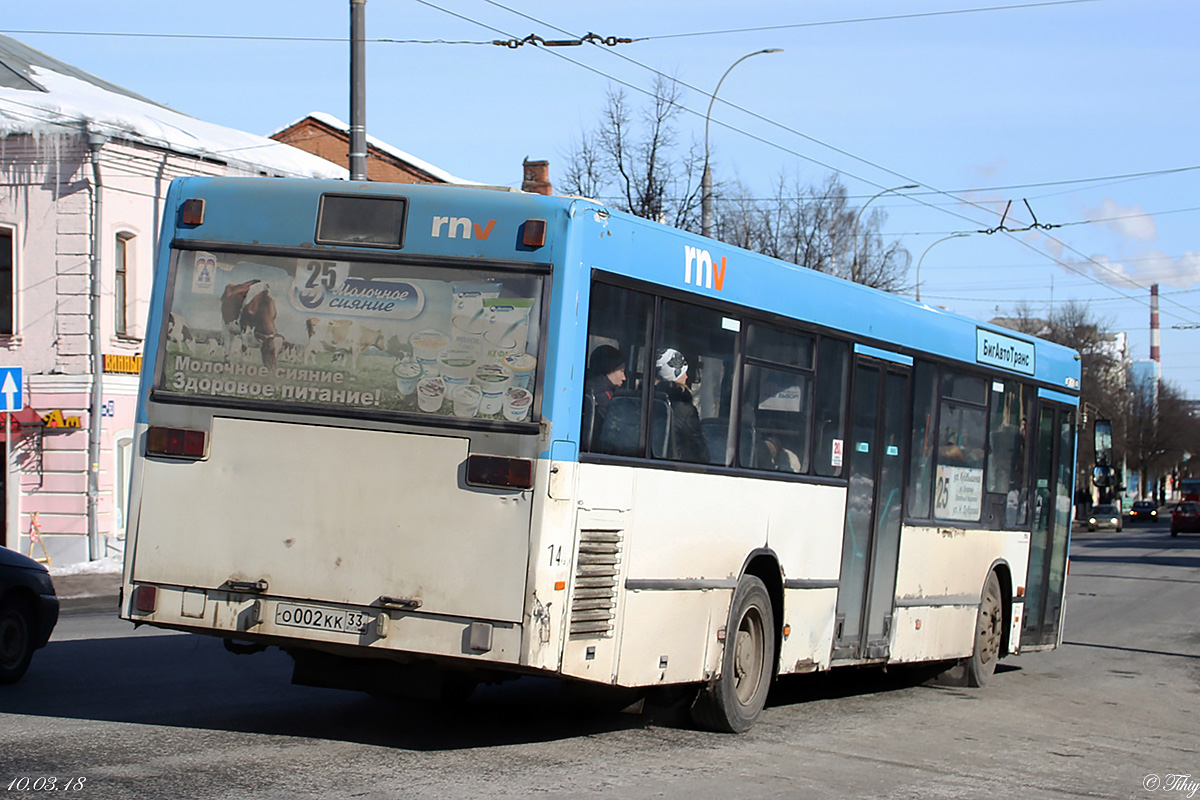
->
[1093,465,1114,488]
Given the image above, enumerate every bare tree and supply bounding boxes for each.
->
[710,174,909,291]
[1127,375,1200,499]
[995,300,1130,497]
[561,87,910,291]
[561,130,605,202]
[559,77,703,230]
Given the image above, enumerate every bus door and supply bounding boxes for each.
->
[1021,401,1076,650]
[833,354,910,661]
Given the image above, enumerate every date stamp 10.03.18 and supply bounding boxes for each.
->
[6,778,87,792]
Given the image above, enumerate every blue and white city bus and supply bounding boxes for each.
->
[121,177,1079,732]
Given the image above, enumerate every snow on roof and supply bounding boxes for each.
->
[0,35,346,180]
[273,111,477,186]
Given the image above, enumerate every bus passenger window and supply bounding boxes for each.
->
[906,361,938,518]
[740,366,811,473]
[583,283,653,455]
[738,324,814,474]
[934,371,988,521]
[987,379,1032,526]
[653,299,737,465]
[813,338,849,478]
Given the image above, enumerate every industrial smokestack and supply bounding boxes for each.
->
[1150,283,1160,362]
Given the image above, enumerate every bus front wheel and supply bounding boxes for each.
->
[691,575,775,733]
[966,571,1003,687]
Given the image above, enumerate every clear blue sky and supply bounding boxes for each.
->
[6,0,1199,396]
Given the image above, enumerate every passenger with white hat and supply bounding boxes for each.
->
[654,348,709,463]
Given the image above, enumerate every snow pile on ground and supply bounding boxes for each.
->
[50,553,123,577]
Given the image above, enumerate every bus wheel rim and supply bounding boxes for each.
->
[733,608,765,705]
[978,583,1001,663]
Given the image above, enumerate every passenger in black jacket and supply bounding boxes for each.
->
[654,348,709,463]
[585,345,626,415]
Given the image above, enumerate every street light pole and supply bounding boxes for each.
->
[915,232,969,302]
[851,183,917,284]
[702,48,782,239]
[349,0,368,181]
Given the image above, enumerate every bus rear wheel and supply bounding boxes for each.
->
[966,571,1003,688]
[691,575,775,733]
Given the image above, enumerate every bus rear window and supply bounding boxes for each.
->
[155,248,543,424]
[316,194,407,248]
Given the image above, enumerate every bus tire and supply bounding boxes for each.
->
[966,571,1003,688]
[691,575,775,733]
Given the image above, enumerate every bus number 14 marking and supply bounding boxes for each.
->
[547,545,562,566]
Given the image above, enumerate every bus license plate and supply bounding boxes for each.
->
[275,603,368,634]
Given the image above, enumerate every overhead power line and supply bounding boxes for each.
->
[11,2,1194,327]
[636,0,1100,40]
[464,0,1200,329]
[0,28,489,45]
[0,1,1102,47]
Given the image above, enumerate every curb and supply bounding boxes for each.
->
[51,572,122,609]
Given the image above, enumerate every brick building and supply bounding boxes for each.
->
[271,112,475,185]
[0,35,346,565]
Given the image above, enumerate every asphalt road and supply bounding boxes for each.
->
[1,521,1197,800]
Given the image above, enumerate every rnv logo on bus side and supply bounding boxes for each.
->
[684,245,728,291]
[430,216,497,240]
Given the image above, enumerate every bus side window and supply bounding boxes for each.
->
[986,379,1031,527]
[813,338,849,478]
[582,283,653,455]
[933,371,988,522]
[653,299,738,465]
[738,324,815,474]
[906,360,938,518]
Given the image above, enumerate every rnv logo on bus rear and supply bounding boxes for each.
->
[684,245,728,291]
[430,215,497,240]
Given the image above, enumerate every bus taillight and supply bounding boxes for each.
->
[133,585,158,613]
[522,219,547,248]
[146,426,207,459]
[466,455,534,490]
[180,198,205,226]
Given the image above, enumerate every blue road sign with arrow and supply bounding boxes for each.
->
[0,366,23,412]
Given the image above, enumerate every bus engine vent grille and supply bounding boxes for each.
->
[570,529,622,639]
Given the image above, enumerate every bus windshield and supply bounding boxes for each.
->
[154,247,543,423]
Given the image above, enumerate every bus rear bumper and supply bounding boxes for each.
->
[121,582,526,670]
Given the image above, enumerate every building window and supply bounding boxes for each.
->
[115,232,133,337]
[0,228,13,335]
[114,434,134,536]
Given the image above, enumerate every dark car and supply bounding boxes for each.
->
[1087,504,1122,532]
[0,547,59,683]
[1128,500,1159,521]
[1171,502,1200,537]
